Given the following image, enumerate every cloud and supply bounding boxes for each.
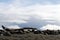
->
[25,4,60,23]
[0,0,60,29]
[40,24,60,30]
[6,25,21,29]
[0,25,21,30]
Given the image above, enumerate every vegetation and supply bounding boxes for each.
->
[0,33,60,40]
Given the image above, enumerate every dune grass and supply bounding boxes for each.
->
[0,33,60,40]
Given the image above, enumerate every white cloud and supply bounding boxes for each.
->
[6,25,21,29]
[40,24,60,30]
[25,4,60,23]
[0,0,60,29]
[0,25,21,30]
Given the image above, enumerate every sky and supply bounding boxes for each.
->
[0,0,60,30]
